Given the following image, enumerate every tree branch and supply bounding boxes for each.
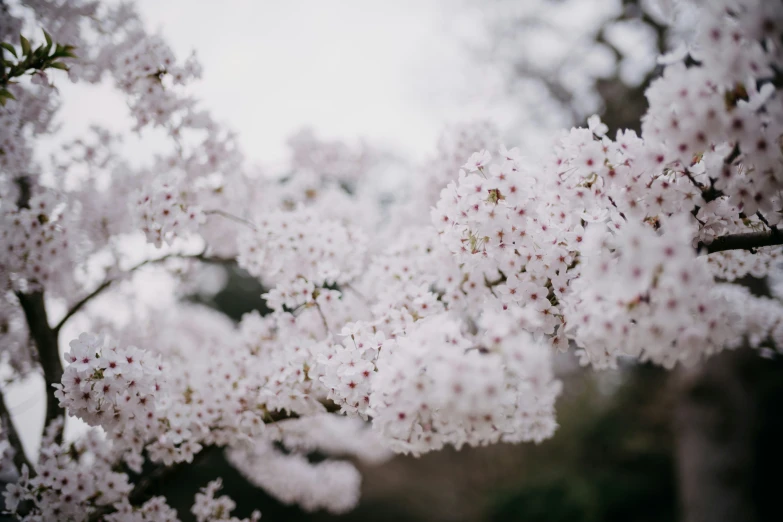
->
[84,401,339,521]
[86,445,218,521]
[54,252,236,333]
[53,280,113,334]
[700,229,783,254]
[204,209,257,231]
[15,291,63,445]
[314,302,331,333]
[0,388,36,476]
[13,166,66,444]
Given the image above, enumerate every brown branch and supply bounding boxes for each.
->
[17,252,236,448]
[204,209,257,231]
[12,169,66,444]
[724,142,741,166]
[86,445,218,521]
[14,291,63,445]
[342,283,370,305]
[53,279,113,334]
[682,167,725,204]
[85,402,341,521]
[700,229,783,254]
[484,273,507,288]
[683,169,704,192]
[54,252,236,333]
[0,388,36,476]
[756,211,772,229]
[314,302,330,333]
[14,175,32,209]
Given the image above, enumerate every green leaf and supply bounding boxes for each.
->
[49,62,69,71]
[51,43,74,59]
[19,35,30,56]
[0,42,17,58]
[43,31,52,48]
[0,89,15,102]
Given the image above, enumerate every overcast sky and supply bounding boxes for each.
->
[47,0,517,169]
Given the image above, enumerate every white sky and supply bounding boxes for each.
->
[51,0,517,168]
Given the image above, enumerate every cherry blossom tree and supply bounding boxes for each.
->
[1,0,782,520]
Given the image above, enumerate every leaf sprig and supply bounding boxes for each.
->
[0,30,77,105]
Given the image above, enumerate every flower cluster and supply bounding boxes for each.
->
[106,497,180,522]
[105,306,271,453]
[287,128,380,187]
[432,144,573,343]
[716,283,783,351]
[319,314,561,455]
[430,0,783,372]
[566,215,741,369]
[227,441,362,514]
[133,180,205,248]
[225,416,381,515]
[238,208,367,310]
[114,35,202,131]
[318,322,383,418]
[2,429,255,522]
[191,480,260,522]
[1,191,73,291]
[238,311,328,416]
[415,120,500,215]
[54,333,164,433]
[3,430,135,520]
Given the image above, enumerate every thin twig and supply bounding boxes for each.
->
[607,196,628,221]
[682,168,724,203]
[86,404,337,521]
[724,142,741,165]
[314,302,331,333]
[484,273,507,288]
[53,279,113,334]
[755,211,773,229]
[204,209,257,231]
[342,283,370,305]
[683,169,704,192]
[54,252,235,333]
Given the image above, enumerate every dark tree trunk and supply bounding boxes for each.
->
[675,349,758,522]
[674,347,783,522]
